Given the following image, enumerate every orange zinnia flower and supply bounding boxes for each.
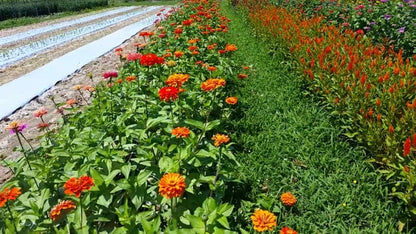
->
[280,226,298,234]
[0,187,21,207]
[159,86,179,102]
[172,127,191,138]
[251,209,277,232]
[211,134,230,147]
[34,108,48,118]
[66,99,77,106]
[165,74,190,88]
[225,97,238,105]
[201,78,226,92]
[174,51,184,58]
[225,44,237,52]
[63,176,94,198]
[158,173,186,199]
[49,200,77,222]
[281,192,297,206]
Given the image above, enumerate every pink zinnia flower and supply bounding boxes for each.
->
[103,71,118,79]
[126,53,142,62]
[34,108,47,118]
[6,121,27,134]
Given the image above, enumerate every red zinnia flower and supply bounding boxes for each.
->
[238,74,248,79]
[140,53,162,66]
[0,187,21,207]
[404,137,411,157]
[280,226,298,234]
[159,86,179,102]
[174,51,184,58]
[63,176,94,198]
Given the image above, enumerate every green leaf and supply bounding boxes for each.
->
[217,216,230,229]
[90,169,104,187]
[203,197,217,213]
[121,164,131,179]
[187,215,205,234]
[159,156,174,173]
[137,170,152,186]
[205,120,221,131]
[217,204,233,217]
[97,194,113,207]
[185,119,205,131]
[105,169,121,186]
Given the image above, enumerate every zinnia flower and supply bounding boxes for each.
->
[280,226,298,234]
[5,121,27,134]
[158,173,186,199]
[126,53,142,61]
[126,75,136,82]
[281,192,297,206]
[0,187,21,207]
[238,74,248,79]
[33,108,48,118]
[225,44,237,52]
[225,97,238,105]
[165,74,190,88]
[49,200,76,222]
[74,85,83,90]
[63,176,94,198]
[201,78,226,92]
[172,127,191,138]
[103,71,118,79]
[404,137,411,156]
[174,51,184,58]
[66,99,77,106]
[159,87,179,102]
[37,122,50,130]
[140,53,163,66]
[251,209,277,232]
[212,134,230,147]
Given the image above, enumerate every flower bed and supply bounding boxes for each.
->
[236,0,416,215]
[0,0,296,232]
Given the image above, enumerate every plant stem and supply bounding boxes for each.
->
[80,198,83,230]
[6,203,17,233]
[19,132,34,152]
[211,147,223,197]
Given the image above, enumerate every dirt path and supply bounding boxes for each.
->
[0,7,165,185]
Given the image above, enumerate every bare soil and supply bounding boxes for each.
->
[0,8,161,185]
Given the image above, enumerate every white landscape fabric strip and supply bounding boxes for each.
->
[0,9,161,119]
[0,6,137,46]
[0,6,160,69]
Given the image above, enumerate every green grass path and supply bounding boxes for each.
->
[221,3,408,233]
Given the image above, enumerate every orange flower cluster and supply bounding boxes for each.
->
[159,86,179,102]
[49,200,77,222]
[63,175,94,198]
[158,173,186,199]
[211,134,230,147]
[225,97,238,105]
[281,192,297,206]
[165,73,190,88]
[225,44,237,52]
[201,78,226,92]
[251,209,277,232]
[172,127,191,138]
[0,187,21,207]
[280,226,298,234]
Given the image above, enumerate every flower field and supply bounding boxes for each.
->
[1,0,416,232]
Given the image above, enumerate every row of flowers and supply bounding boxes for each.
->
[235,0,416,217]
[1,0,297,232]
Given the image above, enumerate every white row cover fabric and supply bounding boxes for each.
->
[0,6,137,46]
[0,8,162,119]
[0,6,160,68]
